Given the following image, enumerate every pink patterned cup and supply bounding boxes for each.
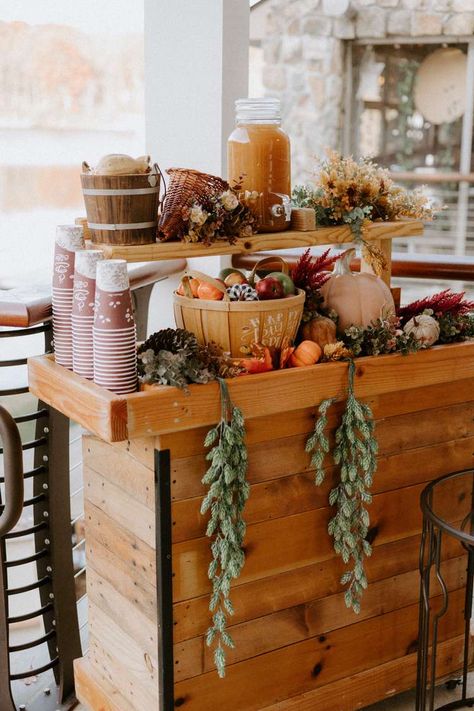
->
[52,225,85,369]
[93,260,137,394]
[72,250,104,379]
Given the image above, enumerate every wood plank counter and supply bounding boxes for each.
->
[27,343,474,711]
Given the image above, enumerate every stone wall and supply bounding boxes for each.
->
[261,0,474,182]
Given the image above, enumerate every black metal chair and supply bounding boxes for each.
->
[417,469,474,711]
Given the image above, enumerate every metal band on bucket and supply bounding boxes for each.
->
[82,187,160,196]
[87,221,157,230]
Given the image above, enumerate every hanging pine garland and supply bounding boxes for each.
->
[201,378,249,678]
[306,360,378,613]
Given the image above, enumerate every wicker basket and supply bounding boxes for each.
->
[81,168,161,245]
[158,168,229,241]
[173,268,305,356]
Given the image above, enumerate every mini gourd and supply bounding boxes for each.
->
[320,249,395,332]
[403,313,440,347]
[301,314,337,348]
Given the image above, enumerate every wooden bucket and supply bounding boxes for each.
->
[80,170,161,245]
[173,270,305,356]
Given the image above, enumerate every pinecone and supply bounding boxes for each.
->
[138,328,199,355]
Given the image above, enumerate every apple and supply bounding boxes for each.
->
[267,271,296,296]
[224,271,248,287]
[219,267,246,281]
[255,276,284,300]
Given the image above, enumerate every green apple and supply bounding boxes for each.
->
[267,271,296,296]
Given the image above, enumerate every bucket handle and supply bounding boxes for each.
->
[248,255,289,286]
[153,163,167,211]
[180,270,230,301]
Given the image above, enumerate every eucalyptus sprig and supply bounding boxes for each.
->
[201,378,249,678]
[306,360,378,613]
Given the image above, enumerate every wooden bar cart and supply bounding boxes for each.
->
[27,222,474,711]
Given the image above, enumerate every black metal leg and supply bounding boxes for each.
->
[155,448,174,711]
[45,408,82,703]
[0,540,16,711]
[461,546,474,701]
[417,516,436,711]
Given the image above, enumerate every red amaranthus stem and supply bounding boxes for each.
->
[291,248,341,293]
[398,289,474,322]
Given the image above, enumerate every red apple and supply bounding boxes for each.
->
[255,276,284,300]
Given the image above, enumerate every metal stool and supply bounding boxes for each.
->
[417,469,474,711]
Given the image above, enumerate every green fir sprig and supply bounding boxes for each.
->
[201,379,249,678]
[306,360,378,613]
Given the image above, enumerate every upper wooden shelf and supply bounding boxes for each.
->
[90,220,424,263]
[28,341,473,443]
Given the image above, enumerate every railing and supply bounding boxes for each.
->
[389,171,474,258]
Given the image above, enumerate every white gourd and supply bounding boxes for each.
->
[320,248,395,332]
[403,314,440,347]
[94,154,150,175]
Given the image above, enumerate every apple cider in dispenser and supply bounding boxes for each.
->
[227,98,291,233]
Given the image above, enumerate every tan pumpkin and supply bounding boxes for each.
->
[302,314,337,349]
[320,249,395,332]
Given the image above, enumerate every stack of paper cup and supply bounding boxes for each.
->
[72,250,104,379]
[52,225,85,369]
[93,260,137,394]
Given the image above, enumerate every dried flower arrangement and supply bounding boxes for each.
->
[181,188,256,245]
[158,168,256,245]
[398,290,474,345]
[137,328,241,389]
[292,151,434,272]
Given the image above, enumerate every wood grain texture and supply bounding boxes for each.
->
[156,376,474,458]
[173,530,463,645]
[172,477,469,602]
[173,590,465,710]
[174,556,467,681]
[167,399,474,506]
[259,634,468,711]
[28,354,127,441]
[28,342,474,440]
[75,656,132,711]
[127,342,474,437]
[91,220,423,262]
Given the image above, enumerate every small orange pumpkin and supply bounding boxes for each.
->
[197,279,225,301]
[289,340,322,367]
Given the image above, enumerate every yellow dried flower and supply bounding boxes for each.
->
[323,341,353,361]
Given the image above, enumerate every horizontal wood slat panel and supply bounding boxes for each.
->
[174,556,467,682]
[173,589,465,711]
[259,634,468,711]
[85,501,155,586]
[172,530,463,644]
[172,478,469,602]
[85,470,155,547]
[167,397,474,505]
[157,377,474,458]
[172,436,474,542]
[84,436,155,509]
[75,657,132,711]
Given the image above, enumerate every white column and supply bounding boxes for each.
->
[144,0,249,178]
